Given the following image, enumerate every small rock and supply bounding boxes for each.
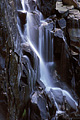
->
[57,18,66,30]
[37,80,46,90]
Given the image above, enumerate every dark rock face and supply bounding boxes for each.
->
[17,10,27,32]
[37,0,56,17]
[30,91,50,120]
[53,27,71,85]
[0,0,21,119]
[62,0,79,8]
[54,28,64,57]
[0,0,40,120]
[67,9,80,96]
[54,2,80,97]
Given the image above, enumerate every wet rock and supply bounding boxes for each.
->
[54,28,65,57]
[30,91,50,120]
[21,42,40,77]
[49,88,77,110]
[67,10,80,41]
[36,80,46,90]
[56,2,74,18]
[16,0,22,9]
[67,8,80,94]
[62,0,79,8]
[25,0,37,11]
[0,1,21,115]
[21,42,40,99]
[17,10,27,31]
[21,55,30,85]
[67,9,80,28]
[37,0,56,17]
[54,28,64,38]
[55,111,68,120]
[30,92,41,120]
[0,54,5,69]
[21,54,35,93]
[53,25,74,86]
[56,18,66,30]
[46,90,57,117]
[21,42,34,68]
[21,42,32,54]
[50,88,64,105]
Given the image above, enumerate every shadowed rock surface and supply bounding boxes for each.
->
[37,0,56,17]
[0,0,40,119]
[62,0,79,8]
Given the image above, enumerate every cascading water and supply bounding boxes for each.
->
[19,0,78,113]
[39,20,54,62]
[21,0,26,11]
[27,12,52,86]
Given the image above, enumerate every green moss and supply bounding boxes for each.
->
[22,109,26,118]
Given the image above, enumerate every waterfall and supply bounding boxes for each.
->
[19,0,78,112]
[27,11,39,51]
[21,0,26,11]
[27,12,52,87]
[39,20,54,62]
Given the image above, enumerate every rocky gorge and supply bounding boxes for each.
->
[0,0,80,120]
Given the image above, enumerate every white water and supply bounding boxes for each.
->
[27,38,52,86]
[27,12,52,86]
[20,0,78,112]
[39,20,54,62]
[21,0,26,11]
[46,87,78,109]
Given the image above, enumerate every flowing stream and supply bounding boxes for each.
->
[18,0,78,113]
